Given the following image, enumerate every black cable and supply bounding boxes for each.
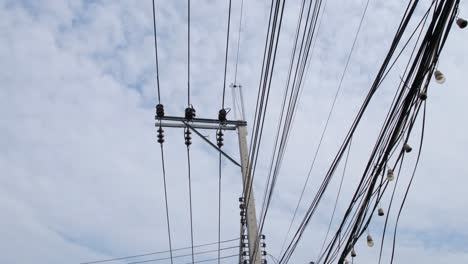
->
[222,0,233,109]
[187,0,191,106]
[233,0,245,84]
[80,238,239,263]
[278,1,371,262]
[218,152,222,264]
[389,102,426,264]
[182,254,238,264]
[186,147,195,264]
[126,245,239,264]
[151,0,161,103]
[159,144,174,264]
[316,138,353,260]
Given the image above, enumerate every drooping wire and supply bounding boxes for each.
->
[316,138,353,260]
[80,238,240,264]
[233,0,245,84]
[126,245,239,264]
[278,1,372,262]
[181,254,238,264]
[222,0,233,109]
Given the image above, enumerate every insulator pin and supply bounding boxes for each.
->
[218,108,227,122]
[156,104,165,118]
[185,106,196,120]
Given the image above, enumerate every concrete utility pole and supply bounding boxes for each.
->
[238,125,262,264]
[156,113,262,264]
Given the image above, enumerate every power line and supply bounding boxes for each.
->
[278,0,372,262]
[126,246,239,264]
[186,145,195,264]
[222,0,233,109]
[218,151,222,264]
[80,238,239,264]
[187,0,191,106]
[233,0,245,84]
[159,144,174,264]
[181,254,238,264]
[151,0,161,103]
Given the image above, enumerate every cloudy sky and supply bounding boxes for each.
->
[1,0,468,263]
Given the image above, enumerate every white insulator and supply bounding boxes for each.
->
[367,235,374,247]
[387,168,395,181]
[434,70,446,84]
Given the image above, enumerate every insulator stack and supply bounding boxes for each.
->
[240,197,246,225]
[260,234,267,262]
[156,104,165,118]
[157,127,164,144]
[216,129,224,148]
[185,105,196,120]
[241,232,249,264]
[184,128,192,146]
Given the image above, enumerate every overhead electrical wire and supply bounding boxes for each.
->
[217,147,223,264]
[243,0,287,235]
[312,2,460,263]
[151,1,173,263]
[233,0,245,85]
[126,245,239,264]
[80,238,239,264]
[254,0,326,259]
[222,0,233,109]
[277,0,372,262]
[186,146,195,264]
[187,0,191,106]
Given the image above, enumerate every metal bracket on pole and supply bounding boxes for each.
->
[183,121,241,167]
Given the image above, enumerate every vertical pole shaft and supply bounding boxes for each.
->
[237,125,262,264]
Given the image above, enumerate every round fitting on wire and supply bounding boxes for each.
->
[156,104,165,118]
[378,207,385,216]
[239,197,245,203]
[185,106,196,120]
[218,108,227,122]
[434,70,446,84]
[260,234,266,239]
[419,92,428,101]
[403,143,412,153]
[367,234,374,247]
[387,168,395,181]
[351,248,357,258]
[457,17,468,28]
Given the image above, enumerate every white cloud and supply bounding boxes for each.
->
[1,0,467,263]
